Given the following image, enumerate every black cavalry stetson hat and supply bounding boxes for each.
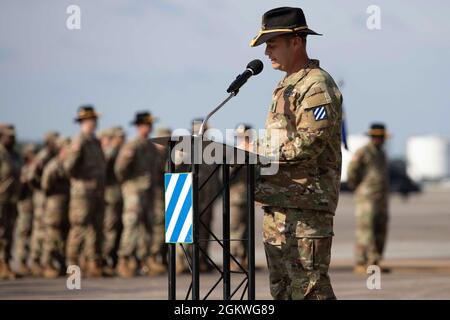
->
[250,7,321,47]
[74,105,100,122]
[131,111,156,125]
[367,123,390,138]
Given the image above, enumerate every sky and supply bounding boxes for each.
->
[1,0,449,157]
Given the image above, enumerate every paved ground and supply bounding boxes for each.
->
[1,189,449,300]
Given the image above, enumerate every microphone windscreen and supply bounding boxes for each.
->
[247,59,264,75]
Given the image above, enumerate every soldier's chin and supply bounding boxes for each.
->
[271,62,282,70]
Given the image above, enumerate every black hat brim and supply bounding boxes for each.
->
[130,118,157,126]
[250,28,321,47]
[74,115,99,123]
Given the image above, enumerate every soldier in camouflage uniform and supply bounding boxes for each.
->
[175,119,221,274]
[347,123,390,274]
[41,138,71,278]
[0,125,22,279]
[229,124,252,271]
[13,143,37,276]
[27,131,60,275]
[99,127,125,276]
[115,112,159,278]
[64,106,106,277]
[251,7,343,299]
[145,127,171,275]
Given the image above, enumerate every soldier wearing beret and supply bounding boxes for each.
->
[251,7,343,299]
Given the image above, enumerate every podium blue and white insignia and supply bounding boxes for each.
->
[165,172,193,244]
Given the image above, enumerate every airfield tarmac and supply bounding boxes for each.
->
[1,189,449,300]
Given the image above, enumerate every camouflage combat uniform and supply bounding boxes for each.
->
[64,132,106,272]
[102,141,123,271]
[27,141,59,271]
[13,145,36,273]
[229,166,248,267]
[256,59,342,300]
[347,141,389,267]
[147,138,168,273]
[41,155,70,276]
[115,136,158,272]
[0,143,21,278]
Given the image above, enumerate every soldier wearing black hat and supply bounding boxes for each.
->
[251,7,343,299]
[347,123,390,274]
[64,105,106,277]
[114,111,162,277]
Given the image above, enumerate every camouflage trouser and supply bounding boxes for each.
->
[355,198,389,266]
[0,200,17,263]
[119,190,152,259]
[28,191,46,265]
[66,191,104,264]
[263,206,336,300]
[102,185,123,266]
[230,203,247,262]
[149,188,166,262]
[42,195,69,267]
[13,197,33,264]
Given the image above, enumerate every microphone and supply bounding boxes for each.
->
[226,59,264,94]
[197,59,264,136]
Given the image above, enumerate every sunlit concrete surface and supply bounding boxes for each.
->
[1,189,449,300]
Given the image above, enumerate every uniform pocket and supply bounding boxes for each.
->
[292,209,334,238]
[295,237,332,271]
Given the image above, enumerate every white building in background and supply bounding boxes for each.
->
[341,135,370,183]
[406,135,450,182]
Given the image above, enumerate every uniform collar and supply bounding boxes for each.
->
[81,132,96,140]
[135,136,149,143]
[279,59,320,87]
[368,140,384,153]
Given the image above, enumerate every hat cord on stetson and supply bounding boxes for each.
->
[369,129,387,135]
[250,26,308,46]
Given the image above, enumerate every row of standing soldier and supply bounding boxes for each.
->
[0,106,250,279]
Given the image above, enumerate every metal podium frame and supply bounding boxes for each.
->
[162,135,256,300]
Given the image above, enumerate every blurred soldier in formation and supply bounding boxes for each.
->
[64,106,106,277]
[145,127,171,275]
[13,143,37,276]
[347,123,390,274]
[27,131,60,276]
[41,137,71,278]
[229,124,252,271]
[0,124,21,279]
[176,119,220,274]
[99,126,125,276]
[115,112,159,277]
